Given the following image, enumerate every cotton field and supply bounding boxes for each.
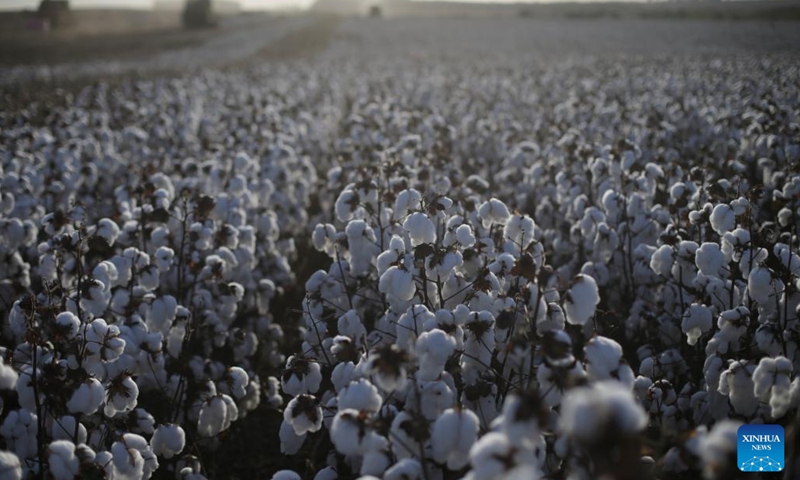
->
[1,15,800,480]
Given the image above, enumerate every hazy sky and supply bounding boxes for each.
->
[0,0,319,10]
[0,0,579,11]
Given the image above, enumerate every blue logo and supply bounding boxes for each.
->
[737,424,784,472]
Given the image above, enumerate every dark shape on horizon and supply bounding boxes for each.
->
[369,5,382,17]
[183,0,218,29]
[37,0,74,29]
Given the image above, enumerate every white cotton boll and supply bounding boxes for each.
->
[0,451,21,480]
[55,312,80,340]
[699,420,740,479]
[415,329,456,381]
[330,409,374,456]
[312,224,337,256]
[151,424,185,459]
[584,336,625,382]
[560,381,647,444]
[154,247,174,272]
[431,408,479,470]
[396,305,435,351]
[775,243,800,276]
[650,245,675,277]
[403,212,436,247]
[104,375,139,417]
[84,319,125,361]
[564,274,600,326]
[48,440,80,480]
[332,361,357,393]
[221,367,249,399]
[478,198,511,229]
[271,471,301,480]
[338,379,382,413]
[384,459,423,480]
[718,361,758,417]
[197,396,227,437]
[345,220,380,277]
[0,358,18,390]
[748,266,777,306]
[67,378,104,415]
[313,467,338,480]
[279,419,307,455]
[146,295,178,333]
[504,215,535,250]
[95,218,121,246]
[467,431,540,480]
[730,197,749,216]
[681,304,713,346]
[338,310,367,344]
[281,356,322,396]
[710,204,735,235]
[335,188,359,222]
[284,395,323,436]
[379,266,416,302]
[696,243,726,277]
[456,224,476,247]
[394,189,422,219]
[752,356,793,418]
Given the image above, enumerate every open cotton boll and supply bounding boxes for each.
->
[337,379,382,413]
[281,356,322,396]
[379,266,416,302]
[752,356,793,418]
[403,212,436,247]
[650,245,675,277]
[333,187,358,223]
[478,198,511,229]
[681,304,713,346]
[104,375,139,417]
[366,344,408,392]
[564,274,600,325]
[774,243,800,276]
[150,424,185,459]
[330,409,375,456]
[504,214,535,250]
[345,220,381,277]
[466,431,540,480]
[695,243,726,277]
[730,197,749,216]
[431,408,479,470]
[455,224,476,247]
[384,459,423,480]
[65,378,103,415]
[284,395,323,436]
[396,305,435,351]
[0,358,18,390]
[48,440,80,480]
[710,204,735,235]
[394,189,422,220]
[560,381,647,445]
[415,329,456,381]
[0,450,21,480]
[196,396,225,437]
[271,471,301,480]
[748,266,778,306]
[55,312,80,340]
[584,336,631,384]
[718,361,758,417]
[338,310,367,344]
[279,420,306,455]
[699,420,740,480]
